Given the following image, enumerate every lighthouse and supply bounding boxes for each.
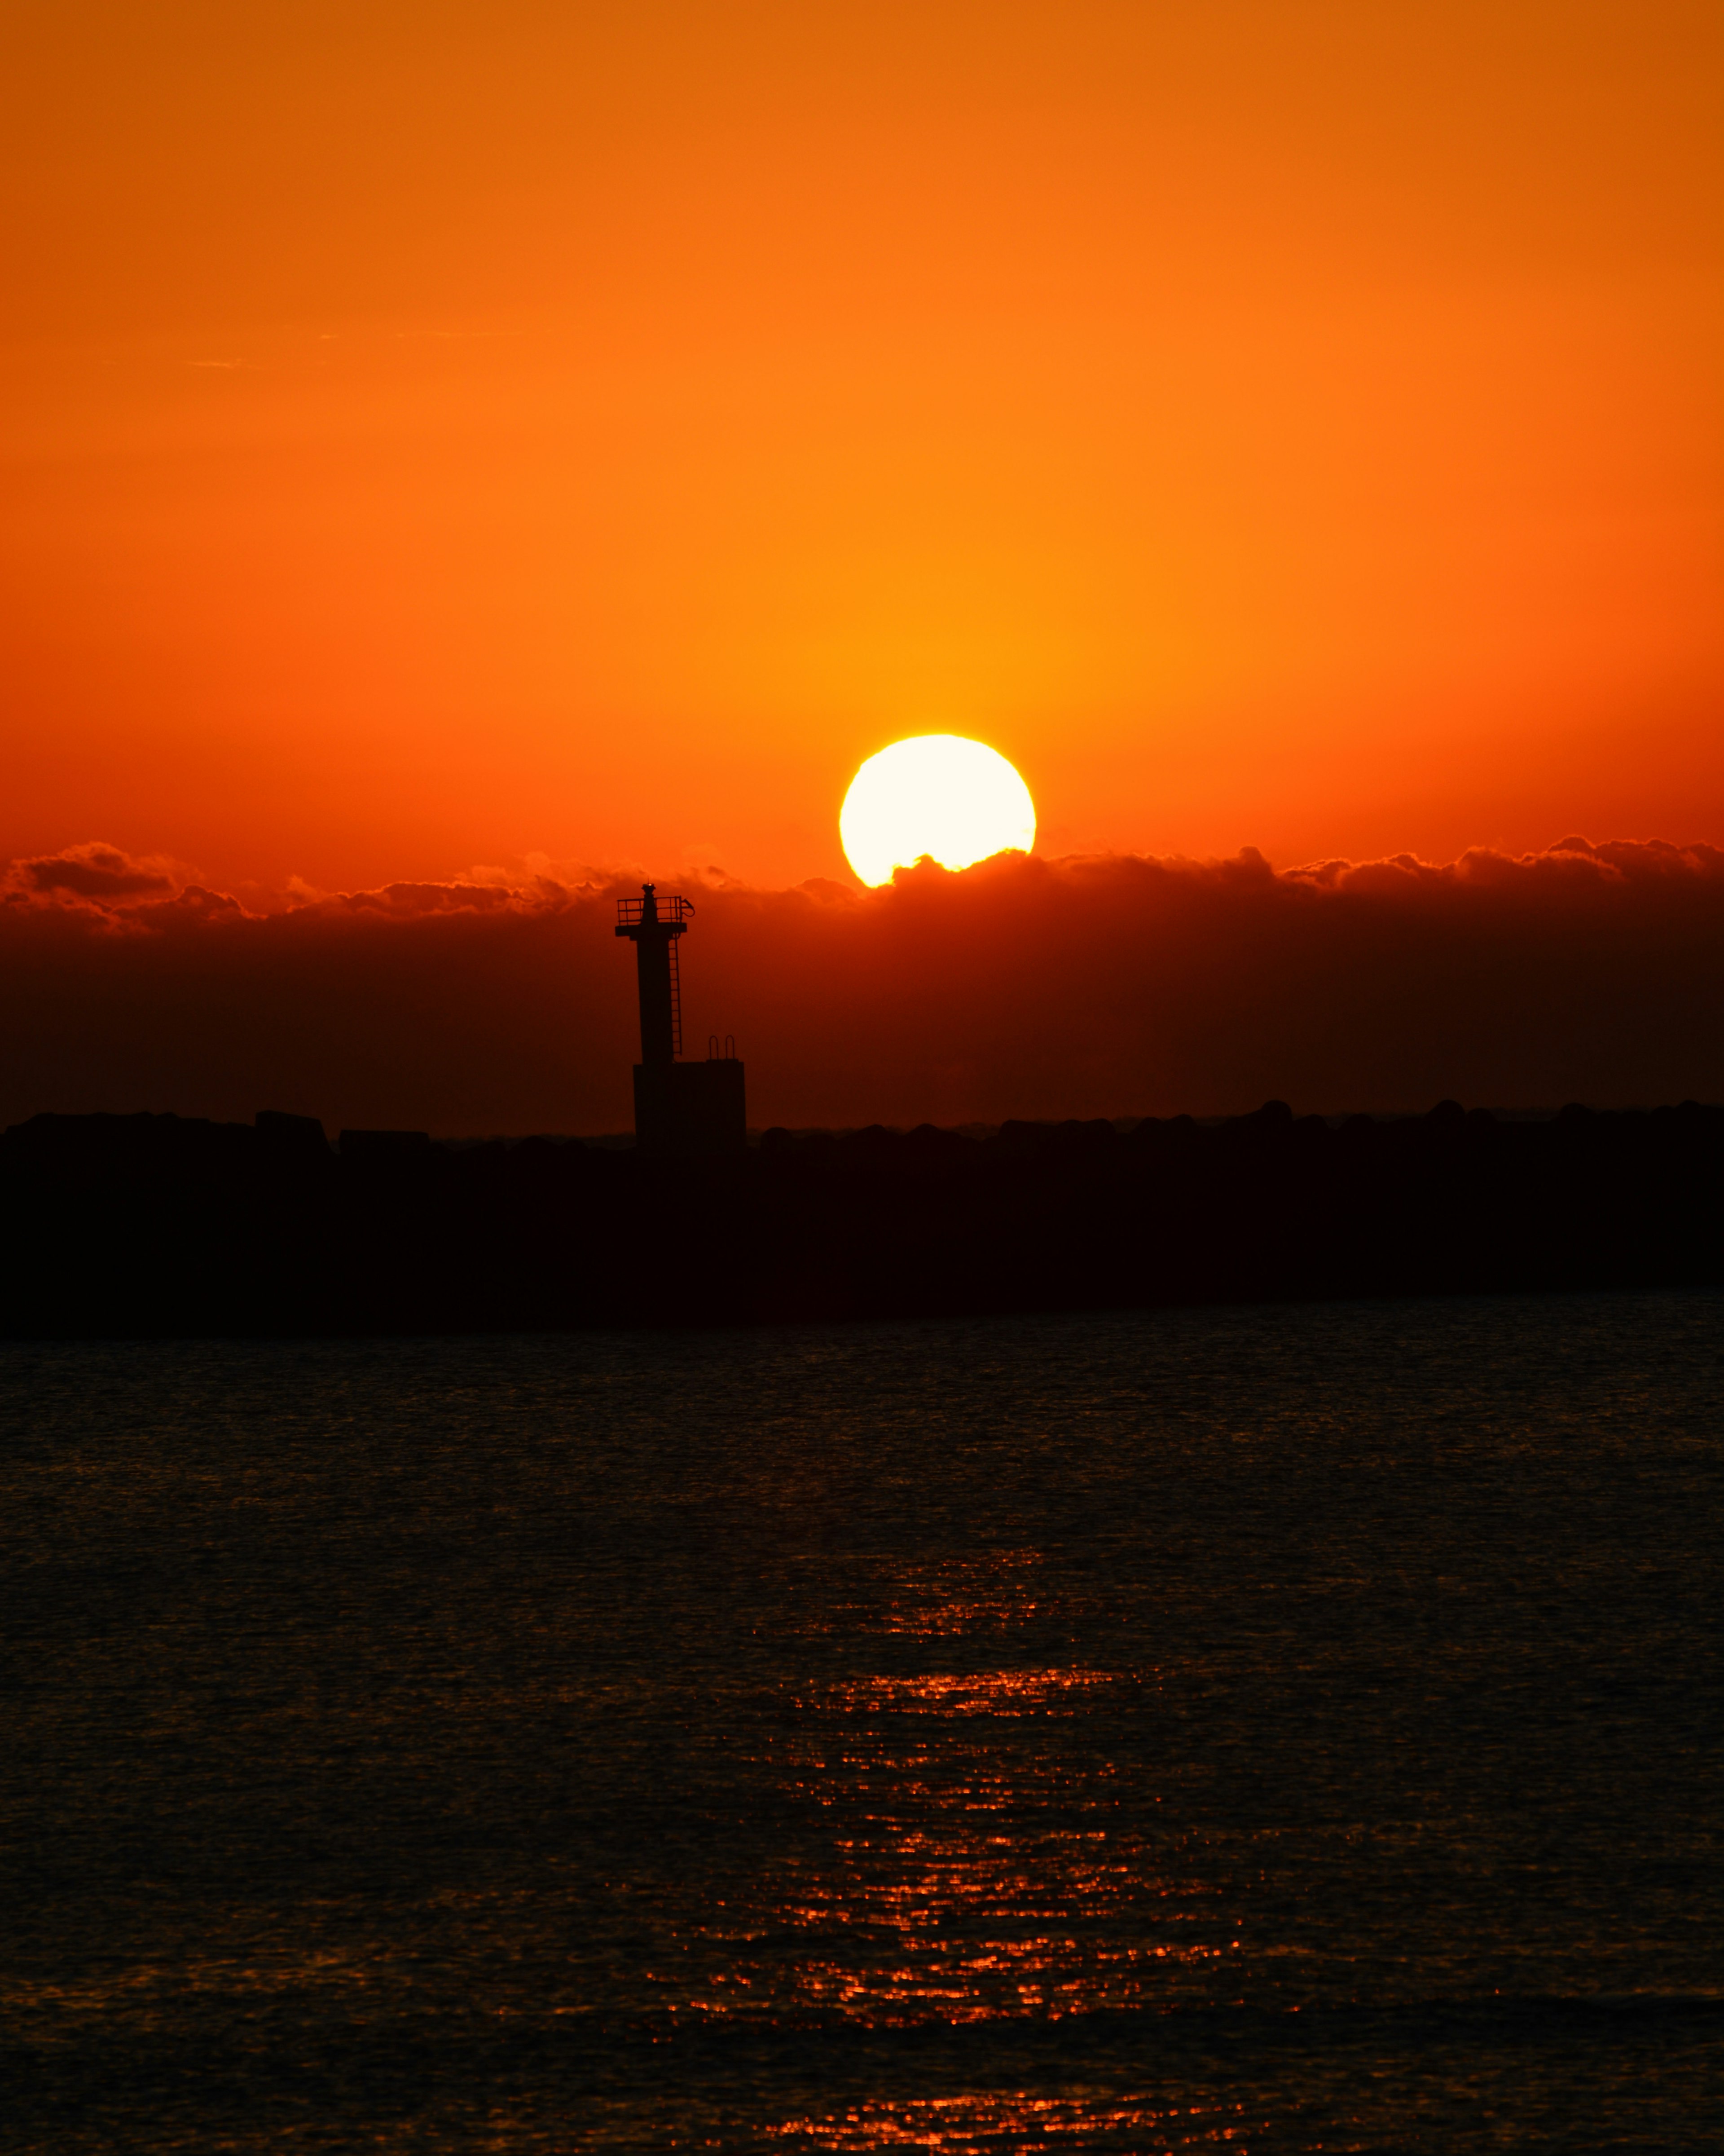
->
[615,884,746,1157]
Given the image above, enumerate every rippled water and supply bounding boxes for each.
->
[4,1292,1721,2150]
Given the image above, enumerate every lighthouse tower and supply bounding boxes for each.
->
[615,884,746,1157]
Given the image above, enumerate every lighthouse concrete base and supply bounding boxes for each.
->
[632,1059,747,1159]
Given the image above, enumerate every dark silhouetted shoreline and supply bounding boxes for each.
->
[3,1100,1720,1336]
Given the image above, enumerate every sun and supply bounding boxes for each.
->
[840,735,1036,887]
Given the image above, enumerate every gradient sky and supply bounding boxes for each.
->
[4,1,1721,900]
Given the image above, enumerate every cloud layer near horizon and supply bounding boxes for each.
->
[4,839,1721,1133]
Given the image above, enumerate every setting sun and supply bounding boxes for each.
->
[840,736,1037,888]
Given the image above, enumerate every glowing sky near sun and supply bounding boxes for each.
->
[2,2,1720,899]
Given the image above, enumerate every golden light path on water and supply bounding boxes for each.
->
[768,2094,1252,2150]
[642,1550,1258,2149]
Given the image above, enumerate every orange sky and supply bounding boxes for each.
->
[4,0,1720,899]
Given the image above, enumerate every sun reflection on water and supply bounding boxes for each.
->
[814,1551,1059,1640]
[654,1554,1242,2042]
[768,2092,1255,2149]
[804,1665,1117,1716]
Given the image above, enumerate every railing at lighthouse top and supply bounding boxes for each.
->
[616,893,695,926]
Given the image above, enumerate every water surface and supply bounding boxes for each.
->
[4,1292,1720,2148]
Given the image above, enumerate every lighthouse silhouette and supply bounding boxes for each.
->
[615,884,746,1156]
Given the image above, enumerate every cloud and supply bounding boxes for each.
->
[1,839,1720,1132]
[320,880,534,919]
[7,841,178,904]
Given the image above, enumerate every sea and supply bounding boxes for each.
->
[4,1290,1720,2152]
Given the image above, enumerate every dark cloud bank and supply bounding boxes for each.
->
[4,837,1722,1133]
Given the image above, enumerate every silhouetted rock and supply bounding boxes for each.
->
[256,1109,328,1156]
[0,1111,253,1186]
[340,1129,433,1160]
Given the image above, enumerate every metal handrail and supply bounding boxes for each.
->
[616,894,694,925]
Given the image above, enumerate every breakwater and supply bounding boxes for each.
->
[4,1100,1720,1335]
